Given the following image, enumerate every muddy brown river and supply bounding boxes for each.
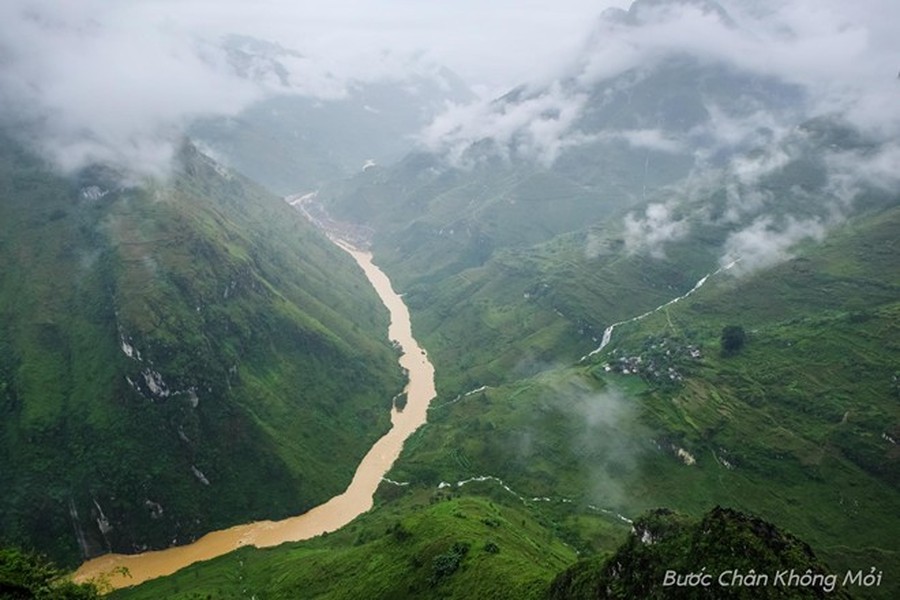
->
[74,240,436,590]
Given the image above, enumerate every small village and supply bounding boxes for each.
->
[601,334,703,387]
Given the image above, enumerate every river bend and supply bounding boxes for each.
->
[74,241,436,590]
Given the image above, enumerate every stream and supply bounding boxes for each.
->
[580,259,739,361]
[73,239,436,590]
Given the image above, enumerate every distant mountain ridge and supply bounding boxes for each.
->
[192,34,475,195]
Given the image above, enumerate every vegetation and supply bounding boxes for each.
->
[0,546,100,599]
[306,113,899,597]
[369,204,899,597]
[115,499,866,599]
[112,491,575,600]
[549,507,855,599]
[111,197,898,599]
[720,325,747,356]
[0,135,403,565]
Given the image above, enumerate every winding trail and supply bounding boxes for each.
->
[73,240,436,590]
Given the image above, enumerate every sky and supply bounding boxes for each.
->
[0,0,897,176]
[121,0,627,90]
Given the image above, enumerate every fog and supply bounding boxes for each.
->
[1,0,897,182]
[0,0,625,174]
[421,0,900,166]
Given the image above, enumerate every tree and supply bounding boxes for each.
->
[0,546,100,599]
[720,325,746,356]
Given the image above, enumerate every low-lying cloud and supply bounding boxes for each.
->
[530,378,647,509]
[2,0,898,183]
[1,1,475,176]
[825,143,900,205]
[623,202,689,258]
[0,2,266,175]
[419,84,589,167]
[420,0,900,170]
[720,215,827,276]
[0,0,624,177]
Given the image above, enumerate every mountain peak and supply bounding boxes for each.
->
[603,0,735,28]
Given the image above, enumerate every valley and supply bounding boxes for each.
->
[73,237,436,590]
[1,1,898,598]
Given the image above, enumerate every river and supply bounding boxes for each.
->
[73,240,436,590]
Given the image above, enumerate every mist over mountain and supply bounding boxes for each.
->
[421,0,899,167]
[190,35,475,194]
[315,0,899,293]
[0,2,474,178]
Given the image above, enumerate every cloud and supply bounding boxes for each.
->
[421,0,900,169]
[729,146,793,187]
[575,0,899,132]
[418,83,590,167]
[0,0,623,176]
[601,128,686,154]
[532,378,646,508]
[0,1,264,175]
[720,215,827,275]
[824,142,900,204]
[574,1,740,86]
[3,0,898,178]
[623,202,689,258]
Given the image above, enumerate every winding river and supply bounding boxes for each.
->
[74,240,436,590]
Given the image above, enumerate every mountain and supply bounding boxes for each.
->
[549,507,853,599]
[378,197,899,588]
[0,134,403,565]
[314,0,805,287]
[190,35,475,195]
[380,116,893,393]
[4,0,897,597]
[122,190,898,597]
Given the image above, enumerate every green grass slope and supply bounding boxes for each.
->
[0,136,403,565]
[334,116,896,404]
[112,490,576,600]
[378,204,899,597]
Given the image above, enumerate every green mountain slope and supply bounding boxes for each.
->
[112,183,898,600]
[549,507,855,599]
[0,136,403,565]
[321,116,895,401]
[111,490,576,600]
[380,202,900,597]
[114,499,866,599]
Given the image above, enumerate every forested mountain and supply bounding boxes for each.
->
[0,136,402,565]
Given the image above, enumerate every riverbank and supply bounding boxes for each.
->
[74,240,436,591]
